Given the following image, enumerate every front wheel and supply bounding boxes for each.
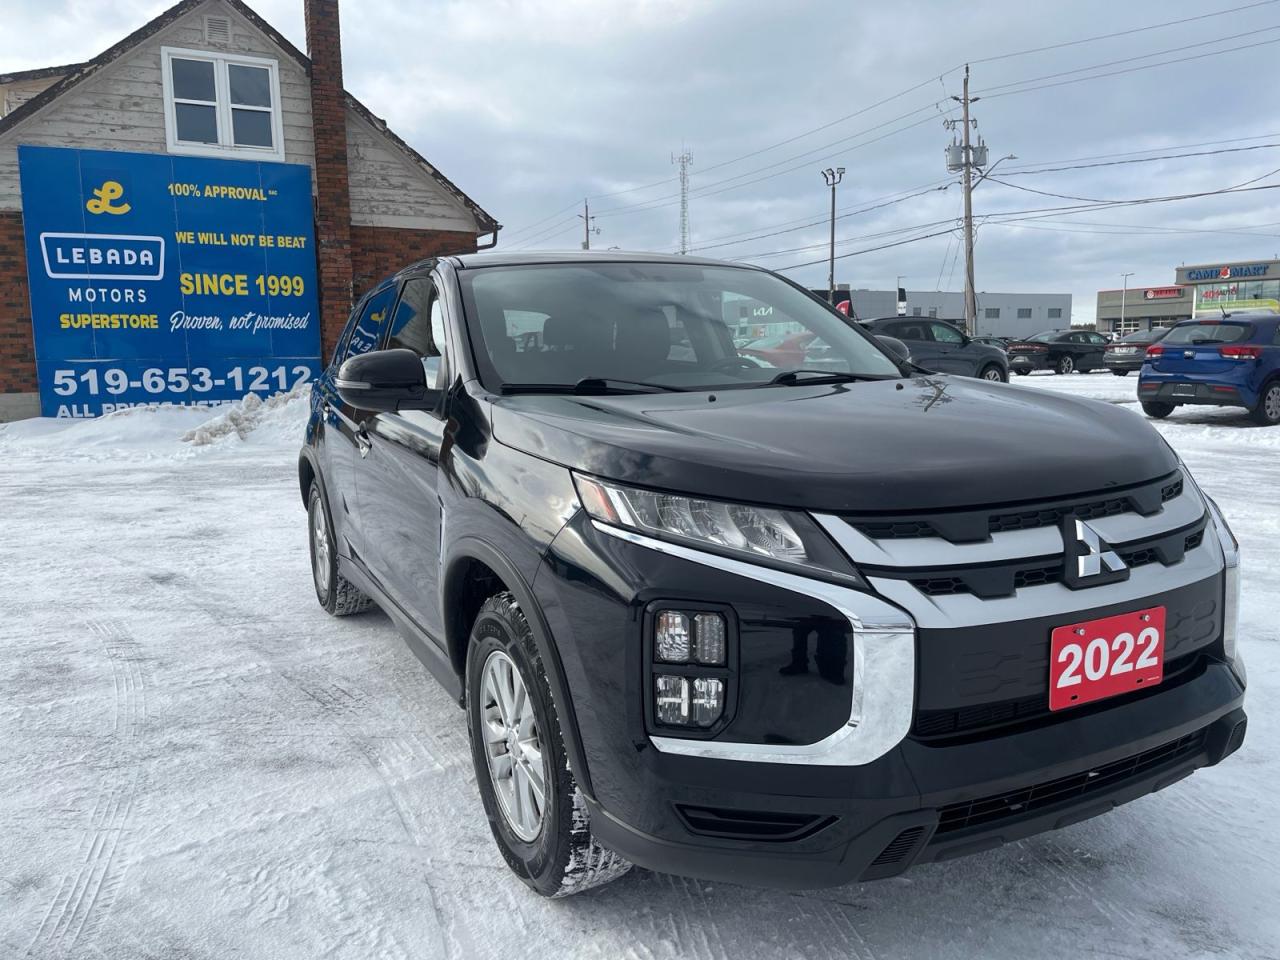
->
[1250,381,1280,425]
[1055,355,1074,375]
[1142,401,1175,420]
[979,364,1007,383]
[308,482,373,616]
[467,593,632,897]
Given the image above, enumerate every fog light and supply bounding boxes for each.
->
[694,614,726,665]
[655,675,689,724]
[655,612,691,663]
[690,678,725,727]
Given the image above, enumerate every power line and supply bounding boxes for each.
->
[978,35,1280,102]
[985,165,1280,204]
[501,0,1280,239]
[757,180,1280,271]
[999,142,1280,177]
[977,23,1280,96]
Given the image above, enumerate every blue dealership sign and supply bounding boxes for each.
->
[18,145,321,417]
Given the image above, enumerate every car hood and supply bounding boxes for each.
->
[488,376,1177,512]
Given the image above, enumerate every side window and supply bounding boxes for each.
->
[1089,332,1108,345]
[387,278,449,388]
[891,322,931,341]
[343,285,396,362]
[931,322,963,345]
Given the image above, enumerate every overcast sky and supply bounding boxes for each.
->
[6,0,1280,323]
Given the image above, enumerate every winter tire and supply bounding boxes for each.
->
[467,592,632,897]
[308,482,373,616]
[1055,355,1074,375]
[1141,401,1175,420]
[1013,368,1031,376]
[1112,370,1130,376]
[979,364,1007,383]
[1250,380,1280,426]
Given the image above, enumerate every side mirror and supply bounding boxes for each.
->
[876,335,912,364]
[336,348,437,413]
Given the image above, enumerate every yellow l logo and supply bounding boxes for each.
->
[86,180,131,215]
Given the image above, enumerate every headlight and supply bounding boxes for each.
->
[1205,495,1241,664]
[573,473,863,585]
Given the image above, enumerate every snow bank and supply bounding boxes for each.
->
[0,385,310,461]
[181,382,310,447]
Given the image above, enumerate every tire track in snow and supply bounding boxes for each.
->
[25,619,147,957]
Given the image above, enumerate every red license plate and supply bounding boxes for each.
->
[1049,606,1165,712]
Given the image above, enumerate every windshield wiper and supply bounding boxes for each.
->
[501,377,687,396]
[767,369,886,386]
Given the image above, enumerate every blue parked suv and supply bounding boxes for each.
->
[1139,312,1280,425]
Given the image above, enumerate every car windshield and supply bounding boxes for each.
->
[1026,330,1060,342]
[457,262,902,391]
[1163,321,1253,345]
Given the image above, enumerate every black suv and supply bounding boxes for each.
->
[300,252,1246,897]
[861,317,1009,381]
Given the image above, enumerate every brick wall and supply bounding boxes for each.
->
[0,211,35,394]
[304,0,354,347]
[332,223,478,351]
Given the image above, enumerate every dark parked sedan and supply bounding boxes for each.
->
[1007,329,1109,375]
[861,318,1008,381]
[1103,326,1170,376]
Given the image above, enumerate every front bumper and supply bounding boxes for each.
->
[535,509,1246,889]
[587,686,1245,889]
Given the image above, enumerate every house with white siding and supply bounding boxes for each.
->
[0,0,499,420]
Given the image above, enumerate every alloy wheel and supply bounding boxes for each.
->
[481,650,547,841]
[310,499,331,595]
[1267,385,1280,422]
[983,367,1004,381]
[1057,356,1074,375]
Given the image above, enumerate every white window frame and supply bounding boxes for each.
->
[161,46,285,162]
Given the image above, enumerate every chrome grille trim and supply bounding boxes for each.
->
[814,484,1205,569]
[868,534,1223,630]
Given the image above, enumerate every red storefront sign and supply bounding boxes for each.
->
[1143,287,1184,300]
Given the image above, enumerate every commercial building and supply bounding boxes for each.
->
[1094,258,1280,335]
[842,289,1072,339]
[0,0,499,420]
[1095,284,1193,335]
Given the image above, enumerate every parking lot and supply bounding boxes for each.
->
[1,373,1276,960]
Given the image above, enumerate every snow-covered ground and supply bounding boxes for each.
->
[1,373,1276,960]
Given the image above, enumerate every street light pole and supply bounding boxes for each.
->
[1120,271,1134,334]
[822,167,845,303]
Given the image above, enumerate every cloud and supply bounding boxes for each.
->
[5,0,1280,323]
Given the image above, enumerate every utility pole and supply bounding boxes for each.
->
[1120,271,1134,334]
[822,167,845,303]
[673,149,693,254]
[945,65,987,335]
[578,198,599,250]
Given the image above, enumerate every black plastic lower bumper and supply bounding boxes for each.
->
[586,664,1246,890]
[1140,381,1245,407]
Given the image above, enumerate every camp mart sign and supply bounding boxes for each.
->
[1182,263,1273,282]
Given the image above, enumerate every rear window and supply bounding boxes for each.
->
[1163,322,1253,345]
[1121,328,1160,343]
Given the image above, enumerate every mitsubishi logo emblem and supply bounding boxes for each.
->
[1061,516,1129,589]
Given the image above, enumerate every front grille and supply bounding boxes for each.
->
[847,473,1181,543]
[674,805,837,843]
[913,652,1206,740]
[904,525,1205,598]
[934,728,1208,835]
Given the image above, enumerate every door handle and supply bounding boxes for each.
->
[356,425,372,458]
